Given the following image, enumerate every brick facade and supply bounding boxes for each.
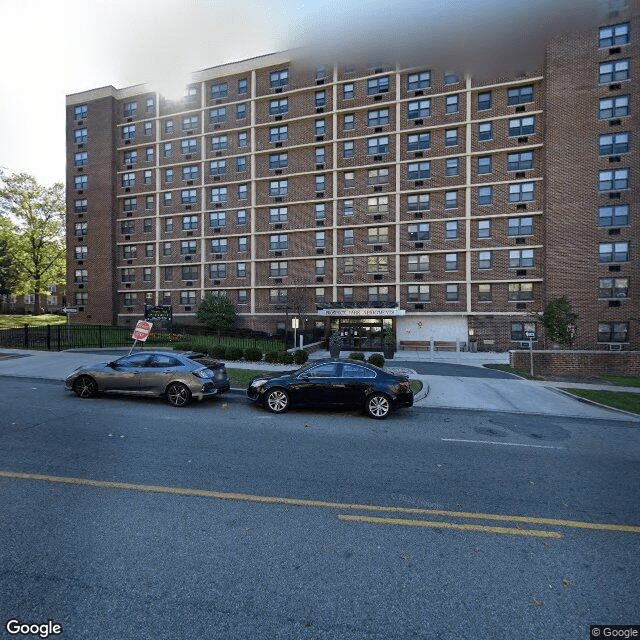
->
[511,349,640,378]
[65,4,639,350]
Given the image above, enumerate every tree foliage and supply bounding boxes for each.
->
[196,294,236,333]
[541,296,578,347]
[0,172,66,312]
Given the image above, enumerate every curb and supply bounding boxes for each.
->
[552,387,640,419]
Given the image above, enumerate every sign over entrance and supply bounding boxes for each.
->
[132,320,153,342]
[318,308,406,317]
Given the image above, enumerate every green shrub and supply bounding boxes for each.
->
[367,353,385,368]
[265,351,280,364]
[209,344,227,359]
[277,351,294,364]
[170,341,191,351]
[244,346,264,362]
[225,346,244,361]
[293,349,309,364]
[348,352,365,361]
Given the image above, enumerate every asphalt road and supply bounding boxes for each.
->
[1,378,639,640]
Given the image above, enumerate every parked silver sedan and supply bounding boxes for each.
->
[65,351,231,407]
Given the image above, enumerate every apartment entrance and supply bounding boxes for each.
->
[336,318,390,351]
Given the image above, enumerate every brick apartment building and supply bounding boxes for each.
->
[65,3,638,351]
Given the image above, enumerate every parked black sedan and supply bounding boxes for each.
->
[65,351,231,407]
[247,359,413,419]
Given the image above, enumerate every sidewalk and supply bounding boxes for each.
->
[0,347,637,421]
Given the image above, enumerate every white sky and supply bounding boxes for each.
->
[0,0,601,187]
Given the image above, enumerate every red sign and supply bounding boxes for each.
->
[133,320,153,341]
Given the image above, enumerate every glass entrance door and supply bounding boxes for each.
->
[337,318,387,351]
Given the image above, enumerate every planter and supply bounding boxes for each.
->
[329,347,341,358]
[383,345,395,359]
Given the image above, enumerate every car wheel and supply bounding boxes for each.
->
[166,382,191,407]
[366,393,391,419]
[73,375,98,398]
[265,388,290,414]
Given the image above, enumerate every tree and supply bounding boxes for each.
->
[541,296,578,347]
[0,172,66,313]
[196,294,236,333]
[0,238,20,298]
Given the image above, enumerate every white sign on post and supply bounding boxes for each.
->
[132,320,153,342]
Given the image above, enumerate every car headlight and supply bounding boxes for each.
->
[250,378,269,388]
[193,368,215,379]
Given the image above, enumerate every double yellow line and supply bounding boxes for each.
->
[2,470,639,540]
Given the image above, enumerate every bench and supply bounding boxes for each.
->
[399,340,431,351]
[435,341,466,352]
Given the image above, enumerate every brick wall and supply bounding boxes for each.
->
[510,349,640,378]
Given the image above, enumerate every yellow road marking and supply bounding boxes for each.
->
[1,470,639,535]
[338,515,564,539]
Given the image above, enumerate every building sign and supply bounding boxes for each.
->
[318,308,406,317]
[145,304,172,322]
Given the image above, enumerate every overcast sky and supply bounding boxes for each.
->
[0,0,601,187]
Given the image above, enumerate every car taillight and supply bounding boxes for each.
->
[399,381,410,391]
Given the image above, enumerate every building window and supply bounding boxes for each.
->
[343,83,355,100]
[599,23,630,47]
[122,245,137,259]
[315,147,326,166]
[445,191,458,209]
[343,140,355,158]
[269,98,288,115]
[599,132,630,155]
[210,159,227,176]
[182,116,198,131]
[511,322,536,341]
[315,119,326,137]
[182,215,198,230]
[142,268,152,282]
[508,216,533,236]
[238,236,248,252]
[445,253,459,271]
[163,142,172,158]
[181,139,197,155]
[210,264,227,280]
[478,219,492,238]
[238,184,249,200]
[478,122,493,141]
[74,175,88,191]
[408,222,430,241]
[508,182,535,202]
[163,192,172,207]
[163,242,172,256]
[74,104,88,120]
[368,108,390,126]
[445,220,459,239]
[120,220,134,235]
[74,198,88,213]
[343,229,354,246]
[508,283,533,301]
[74,269,88,283]
[315,90,326,108]
[211,135,228,150]
[181,189,197,204]
[367,195,389,214]
[236,210,247,225]
[599,96,630,119]
[270,69,289,88]
[408,162,430,180]
[478,284,492,302]
[599,59,630,83]
[269,261,288,277]
[315,203,326,220]
[446,284,459,302]
[145,244,154,257]
[342,287,354,303]
[367,226,388,244]
[75,246,88,260]
[210,238,229,254]
[236,103,247,119]
[598,169,629,191]
[180,240,197,255]
[408,193,430,212]
[269,126,288,143]
[477,92,492,111]
[74,292,88,306]
[315,231,325,248]
[478,251,493,269]
[210,107,227,123]
[598,205,629,227]
[238,78,248,94]
[180,291,197,306]
[445,94,459,114]
[237,289,248,304]
[269,207,288,223]
[211,82,229,99]
[598,322,628,343]
[408,255,429,272]
[477,156,492,174]
[269,289,288,304]
[445,128,459,146]
[368,286,389,302]
[599,241,629,263]
[599,277,628,299]
[121,126,134,141]
[123,198,137,212]
[143,122,153,136]
[507,85,534,105]
[344,114,355,130]
[236,156,247,173]
[145,97,155,113]
[508,116,535,136]
[367,256,388,273]
[367,76,390,95]
[368,168,389,185]
[342,257,354,274]
[269,234,288,250]
[408,99,431,119]
[408,284,430,302]
[209,211,226,228]
[315,175,326,193]
[269,180,288,197]
[124,150,137,166]
[444,71,459,85]
[343,199,354,216]
[145,147,154,162]
[182,165,199,182]
[509,249,534,268]
[238,131,248,148]
[74,151,88,167]
[508,151,534,171]
[407,133,430,151]
[237,263,247,277]
[268,153,288,170]
[211,186,228,203]
[165,169,174,184]
[408,71,431,90]
[446,158,460,177]
[367,136,389,155]
[145,195,155,210]
[315,259,326,276]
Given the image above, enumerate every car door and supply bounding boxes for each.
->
[341,363,376,406]
[104,353,152,392]
[137,353,180,393]
[296,362,344,406]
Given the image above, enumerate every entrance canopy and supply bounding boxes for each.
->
[317,307,406,317]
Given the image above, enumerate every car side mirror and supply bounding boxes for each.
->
[107,361,118,368]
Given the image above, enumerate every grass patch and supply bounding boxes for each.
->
[227,368,267,388]
[0,314,66,328]
[563,389,640,414]
[600,374,640,388]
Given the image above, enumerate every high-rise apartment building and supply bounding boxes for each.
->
[65,4,638,351]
